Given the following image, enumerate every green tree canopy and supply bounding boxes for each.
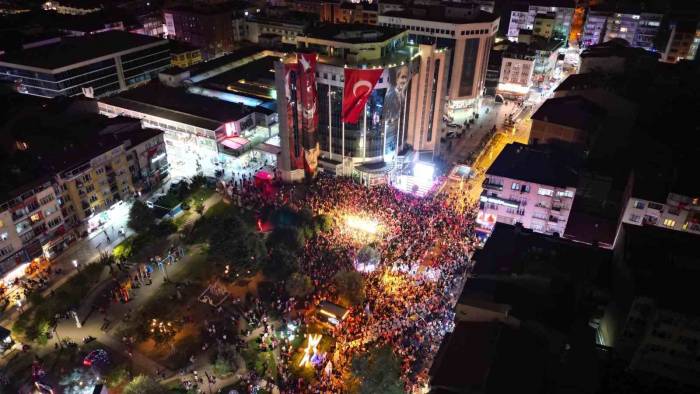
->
[285,272,314,298]
[128,200,156,231]
[263,245,299,280]
[350,345,405,394]
[123,375,167,394]
[209,215,266,271]
[333,270,366,306]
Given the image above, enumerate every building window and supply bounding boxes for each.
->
[556,190,575,198]
[511,182,520,190]
[633,200,645,209]
[538,188,554,196]
[663,219,676,227]
[629,214,641,223]
[0,232,7,241]
[648,202,664,211]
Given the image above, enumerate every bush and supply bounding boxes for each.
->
[113,238,134,262]
[315,214,334,233]
[105,364,130,388]
[285,273,314,298]
[333,270,366,306]
[212,357,233,376]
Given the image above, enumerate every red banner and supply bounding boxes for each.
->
[341,68,383,123]
[284,62,304,170]
[297,53,320,176]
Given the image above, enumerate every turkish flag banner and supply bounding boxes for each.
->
[341,68,383,123]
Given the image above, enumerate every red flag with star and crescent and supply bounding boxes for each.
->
[341,68,383,123]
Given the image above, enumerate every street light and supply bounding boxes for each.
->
[72,260,79,272]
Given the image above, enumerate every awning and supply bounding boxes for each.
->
[220,136,250,151]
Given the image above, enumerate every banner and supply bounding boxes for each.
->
[284,62,304,170]
[341,68,383,124]
[297,53,320,176]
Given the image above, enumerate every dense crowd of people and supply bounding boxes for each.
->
[226,173,479,392]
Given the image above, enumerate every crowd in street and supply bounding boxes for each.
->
[227,174,479,392]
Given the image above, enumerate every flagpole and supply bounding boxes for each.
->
[329,88,333,160]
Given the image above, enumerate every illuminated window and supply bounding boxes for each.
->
[663,219,676,227]
[0,232,7,241]
[30,213,41,222]
[511,182,520,190]
[538,188,554,196]
[633,200,645,209]
[620,27,628,32]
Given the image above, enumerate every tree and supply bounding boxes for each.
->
[209,216,266,271]
[285,273,314,298]
[212,356,233,376]
[263,246,298,280]
[315,214,334,233]
[123,375,167,394]
[350,346,405,394]
[128,200,156,231]
[333,270,365,306]
[60,369,100,394]
[266,227,305,253]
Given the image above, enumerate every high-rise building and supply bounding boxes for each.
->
[507,0,575,43]
[0,31,171,98]
[661,19,700,63]
[582,7,664,50]
[164,4,235,59]
[378,3,499,117]
[275,23,447,183]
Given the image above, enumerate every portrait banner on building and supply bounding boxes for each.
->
[341,68,383,124]
[284,61,304,171]
[297,52,320,177]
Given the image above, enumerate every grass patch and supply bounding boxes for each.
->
[172,211,193,229]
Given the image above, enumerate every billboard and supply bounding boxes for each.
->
[297,53,320,177]
[284,61,304,171]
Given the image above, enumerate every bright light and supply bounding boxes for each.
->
[345,215,379,234]
[299,334,323,368]
[413,162,435,185]
[72,260,78,268]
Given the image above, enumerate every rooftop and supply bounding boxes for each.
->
[382,7,499,24]
[302,23,404,43]
[430,321,501,391]
[158,45,266,77]
[531,95,606,131]
[618,224,700,315]
[0,30,167,70]
[486,143,582,188]
[581,39,660,60]
[201,55,277,100]
[474,222,610,283]
[100,82,256,131]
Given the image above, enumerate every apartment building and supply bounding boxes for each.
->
[604,224,700,390]
[533,12,556,39]
[320,1,378,25]
[507,0,575,43]
[497,43,535,98]
[661,20,700,63]
[0,181,69,274]
[582,8,663,50]
[164,5,235,59]
[479,143,581,236]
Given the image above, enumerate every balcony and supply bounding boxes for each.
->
[482,180,503,191]
[548,216,559,223]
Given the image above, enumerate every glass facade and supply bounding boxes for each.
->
[317,65,410,160]
[0,44,170,98]
[459,38,480,97]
